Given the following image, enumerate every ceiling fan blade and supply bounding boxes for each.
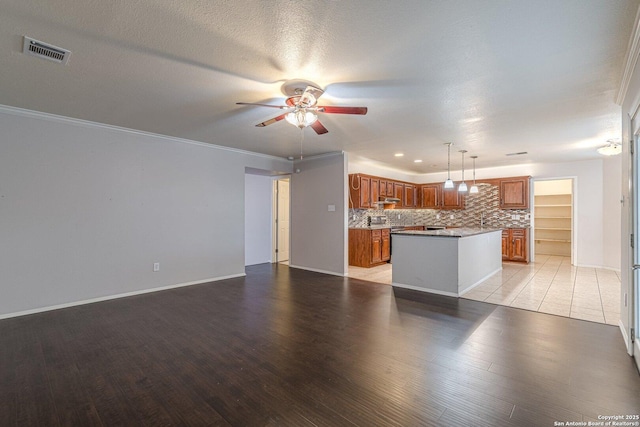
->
[256,113,287,127]
[236,102,289,109]
[310,120,329,135]
[318,106,368,115]
[298,85,324,107]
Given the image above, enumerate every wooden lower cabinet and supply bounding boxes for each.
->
[349,228,391,267]
[502,228,529,263]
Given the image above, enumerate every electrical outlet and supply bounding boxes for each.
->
[450,214,454,219]
[397,214,401,219]
[436,214,440,220]
[153,262,160,272]
[515,214,520,220]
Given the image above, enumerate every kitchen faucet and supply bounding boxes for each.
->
[480,212,485,227]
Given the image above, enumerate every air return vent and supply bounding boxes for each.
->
[22,36,71,65]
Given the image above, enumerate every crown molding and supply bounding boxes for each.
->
[616,6,640,105]
[0,104,290,163]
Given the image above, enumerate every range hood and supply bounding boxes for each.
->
[374,197,401,208]
[376,197,401,204]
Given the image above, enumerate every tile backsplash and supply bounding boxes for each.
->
[348,183,530,228]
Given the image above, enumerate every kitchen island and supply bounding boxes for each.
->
[391,228,502,297]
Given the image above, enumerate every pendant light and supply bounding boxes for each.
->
[458,150,468,192]
[444,143,454,189]
[469,155,479,194]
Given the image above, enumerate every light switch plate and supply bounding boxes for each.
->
[328,204,335,212]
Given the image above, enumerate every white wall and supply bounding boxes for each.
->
[290,153,347,275]
[244,174,274,266]
[350,157,614,269]
[534,179,573,195]
[603,156,622,270]
[0,106,291,318]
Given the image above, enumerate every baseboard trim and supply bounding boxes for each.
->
[0,273,246,320]
[288,264,346,277]
[575,263,621,272]
[459,267,502,296]
[619,319,631,354]
[391,282,458,298]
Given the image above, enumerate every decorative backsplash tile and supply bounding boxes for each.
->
[348,183,530,228]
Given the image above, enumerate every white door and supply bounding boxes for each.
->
[631,133,639,370]
[277,179,290,262]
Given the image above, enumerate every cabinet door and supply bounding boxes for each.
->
[404,184,415,208]
[442,186,462,209]
[502,230,510,260]
[510,229,527,262]
[421,184,440,208]
[386,181,394,196]
[381,229,391,261]
[394,182,404,205]
[500,177,529,209]
[379,180,387,197]
[360,176,371,208]
[371,230,382,263]
[370,178,380,207]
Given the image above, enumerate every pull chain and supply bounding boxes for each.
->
[299,128,305,160]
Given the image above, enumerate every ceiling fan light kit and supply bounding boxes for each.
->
[236,80,367,135]
[285,110,317,128]
[597,140,622,156]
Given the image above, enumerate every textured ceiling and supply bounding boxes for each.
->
[1,0,638,173]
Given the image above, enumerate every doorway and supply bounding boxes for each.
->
[533,179,574,264]
[630,132,639,370]
[273,178,290,263]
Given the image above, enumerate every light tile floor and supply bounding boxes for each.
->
[348,255,621,325]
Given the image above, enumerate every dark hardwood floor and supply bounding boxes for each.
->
[1,263,638,426]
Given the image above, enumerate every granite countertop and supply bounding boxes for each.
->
[349,226,391,230]
[392,227,502,238]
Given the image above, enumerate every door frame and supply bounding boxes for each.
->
[531,177,577,266]
[272,176,291,263]
[629,128,639,367]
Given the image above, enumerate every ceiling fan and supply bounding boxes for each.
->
[236,80,367,135]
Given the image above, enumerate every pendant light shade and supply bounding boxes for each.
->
[444,143,454,189]
[458,150,468,192]
[469,155,479,193]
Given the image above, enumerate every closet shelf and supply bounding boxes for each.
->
[535,238,571,243]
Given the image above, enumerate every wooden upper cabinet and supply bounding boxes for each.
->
[348,174,371,208]
[419,183,463,209]
[379,179,387,197]
[393,182,404,206]
[404,184,416,208]
[420,184,440,208]
[386,181,394,197]
[441,186,464,209]
[500,177,530,209]
[370,178,380,206]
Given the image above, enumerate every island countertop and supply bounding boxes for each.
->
[392,227,501,238]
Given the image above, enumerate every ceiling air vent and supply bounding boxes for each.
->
[22,36,71,65]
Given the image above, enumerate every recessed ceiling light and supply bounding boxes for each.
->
[394,153,404,157]
[414,159,423,163]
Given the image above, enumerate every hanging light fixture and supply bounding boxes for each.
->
[285,109,318,128]
[458,150,468,192]
[597,139,622,156]
[444,143,454,189]
[469,155,479,194]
